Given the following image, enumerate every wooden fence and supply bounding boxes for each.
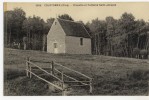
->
[25,57,93,95]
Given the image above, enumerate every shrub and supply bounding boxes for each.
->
[128,69,149,80]
[133,48,140,58]
[4,69,26,80]
[140,49,148,59]
[4,77,50,96]
[140,49,148,55]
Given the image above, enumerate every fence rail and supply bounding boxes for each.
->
[25,57,93,95]
[54,62,92,80]
[26,69,63,90]
[26,60,62,82]
[53,65,89,86]
[30,59,51,63]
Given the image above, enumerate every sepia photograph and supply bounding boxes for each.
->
[3,2,149,96]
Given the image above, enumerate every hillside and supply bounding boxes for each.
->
[4,48,149,95]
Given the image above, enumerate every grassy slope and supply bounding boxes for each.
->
[4,48,149,95]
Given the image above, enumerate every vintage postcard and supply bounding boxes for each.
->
[3,2,149,96]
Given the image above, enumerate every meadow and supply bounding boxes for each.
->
[4,48,149,95]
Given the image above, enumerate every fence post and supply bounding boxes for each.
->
[89,78,93,94]
[51,61,54,75]
[26,57,29,77]
[29,57,32,78]
[61,71,65,96]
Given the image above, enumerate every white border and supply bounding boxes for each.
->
[1,0,149,100]
[2,0,149,2]
[0,0,3,97]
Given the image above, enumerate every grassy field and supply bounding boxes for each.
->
[4,48,149,95]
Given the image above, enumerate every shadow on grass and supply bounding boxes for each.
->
[93,69,149,95]
[4,68,55,96]
[4,68,149,95]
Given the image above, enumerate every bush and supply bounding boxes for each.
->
[140,49,148,59]
[133,48,140,58]
[128,69,149,80]
[4,69,26,80]
[140,49,148,55]
[4,77,50,96]
[4,69,53,96]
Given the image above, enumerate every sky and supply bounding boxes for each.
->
[4,2,149,23]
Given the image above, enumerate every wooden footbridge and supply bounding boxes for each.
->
[25,57,93,96]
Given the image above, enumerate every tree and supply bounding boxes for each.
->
[106,16,116,56]
[134,19,146,48]
[58,14,74,21]
[131,19,149,58]
[87,18,107,55]
[22,16,54,51]
[23,36,27,50]
[4,11,14,46]
[117,12,136,57]
[42,18,54,51]
[22,16,45,50]
[13,8,26,42]
[4,8,26,48]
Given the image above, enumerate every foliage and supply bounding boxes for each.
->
[87,12,149,58]
[4,8,54,51]
[58,14,74,21]
[128,69,149,80]
[4,8,26,47]
[140,49,148,59]
[4,68,25,80]
[22,16,45,50]
[4,8,149,58]
[132,47,140,57]
[86,18,107,55]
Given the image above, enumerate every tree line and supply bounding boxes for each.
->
[86,13,149,59]
[4,8,54,51]
[4,8,149,59]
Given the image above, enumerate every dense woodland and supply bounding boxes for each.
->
[4,8,149,59]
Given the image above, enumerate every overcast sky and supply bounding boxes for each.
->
[4,2,149,23]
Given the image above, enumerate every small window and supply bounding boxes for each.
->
[80,38,83,45]
[54,43,57,48]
